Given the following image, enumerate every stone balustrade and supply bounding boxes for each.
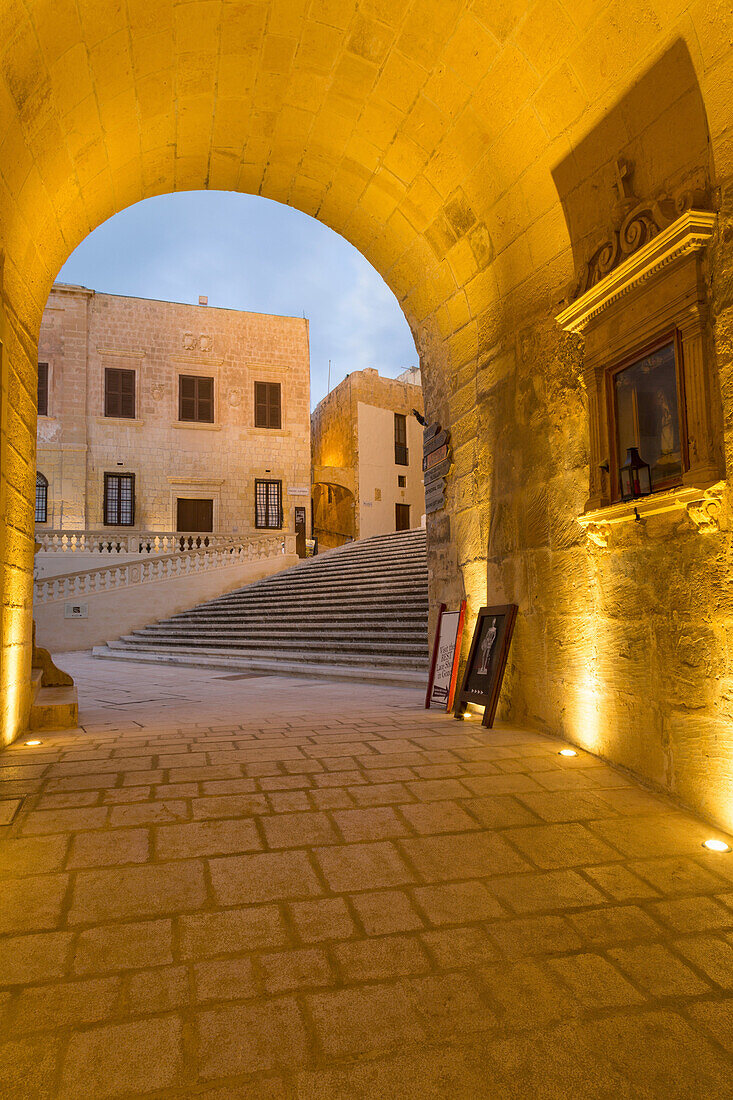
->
[35,534,295,605]
[35,529,250,555]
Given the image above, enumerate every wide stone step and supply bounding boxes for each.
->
[121,634,429,657]
[105,639,429,669]
[92,645,427,686]
[215,580,429,598]
[135,625,427,639]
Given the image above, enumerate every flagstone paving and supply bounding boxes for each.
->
[1,653,732,1098]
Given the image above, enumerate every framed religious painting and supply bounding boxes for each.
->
[425,600,466,711]
[453,605,518,728]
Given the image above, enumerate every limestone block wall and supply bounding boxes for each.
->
[36,286,311,537]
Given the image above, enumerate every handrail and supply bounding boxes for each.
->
[35,529,246,555]
[34,534,296,604]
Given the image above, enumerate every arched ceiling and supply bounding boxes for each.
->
[0,0,729,381]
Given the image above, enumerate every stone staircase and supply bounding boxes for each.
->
[93,528,429,685]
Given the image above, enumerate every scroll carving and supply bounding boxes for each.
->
[568,163,712,302]
[686,484,725,534]
[584,522,612,549]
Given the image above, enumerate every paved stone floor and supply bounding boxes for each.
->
[1,654,732,1098]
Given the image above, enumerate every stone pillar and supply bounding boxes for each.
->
[583,364,611,510]
[678,306,720,486]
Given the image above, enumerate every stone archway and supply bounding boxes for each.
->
[1,1,733,832]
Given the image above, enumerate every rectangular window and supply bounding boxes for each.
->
[104,368,136,418]
[394,412,408,465]
[609,337,685,500]
[398,475,406,487]
[254,479,283,529]
[38,362,49,416]
[179,375,214,422]
[395,503,410,531]
[104,473,135,526]
[254,382,282,429]
[35,474,48,523]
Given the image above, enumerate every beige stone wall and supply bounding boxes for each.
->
[311,368,424,546]
[35,550,299,653]
[357,402,425,538]
[37,286,311,537]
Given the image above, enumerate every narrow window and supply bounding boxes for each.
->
[394,413,408,465]
[104,472,135,525]
[398,475,406,487]
[254,382,282,429]
[395,503,410,531]
[608,337,685,501]
[104,368,136,418]
[38,363,49,416]
[179,375,214,422]
[254,479,283,529]
[35,473,48,523]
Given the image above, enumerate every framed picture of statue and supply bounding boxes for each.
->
[453,605,518,728]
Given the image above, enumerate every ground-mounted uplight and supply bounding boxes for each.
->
[702,839,731,853]
[558,748,578,757]
[25,739,42,747]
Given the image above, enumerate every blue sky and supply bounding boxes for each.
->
[57,191,417,409]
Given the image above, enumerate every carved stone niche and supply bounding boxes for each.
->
[556,182,723,544]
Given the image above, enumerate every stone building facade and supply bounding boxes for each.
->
[36,285,311,541]
[311,367,424,548]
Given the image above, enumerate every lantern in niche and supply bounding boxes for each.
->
[619,447,652,501]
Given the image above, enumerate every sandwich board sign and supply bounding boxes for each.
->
[425,601,466,710]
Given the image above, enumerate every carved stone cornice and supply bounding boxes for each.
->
[556,210,717,334]
[577,481,726,545]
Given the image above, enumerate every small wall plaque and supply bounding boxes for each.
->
[64,603,88,619]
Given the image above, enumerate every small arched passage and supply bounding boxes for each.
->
[312,480,357,549]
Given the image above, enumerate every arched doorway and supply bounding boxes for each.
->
[1,2,733,840]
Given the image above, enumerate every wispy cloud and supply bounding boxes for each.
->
[57,191,417,408]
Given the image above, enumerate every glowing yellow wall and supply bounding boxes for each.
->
[0,1,732,830]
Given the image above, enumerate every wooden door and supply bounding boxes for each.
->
[177,498,214,532]
[294,506,306,558]
[395,503,410,531]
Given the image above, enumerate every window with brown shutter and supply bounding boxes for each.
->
[38,363,49,416]
[394,413,408,465]
[254,382,282,429]
[104,368,136,418]
[104,472,135,526]
[179,375,214,422]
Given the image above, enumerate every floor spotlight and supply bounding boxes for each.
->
[702,839,731,853]
[558,748,577,757]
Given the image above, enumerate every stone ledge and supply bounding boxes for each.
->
[578,481,726,546]
[172,421,222,431]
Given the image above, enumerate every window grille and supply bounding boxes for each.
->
[35,473,48,523]
[254,479,283,529]
[104,473,135,526]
